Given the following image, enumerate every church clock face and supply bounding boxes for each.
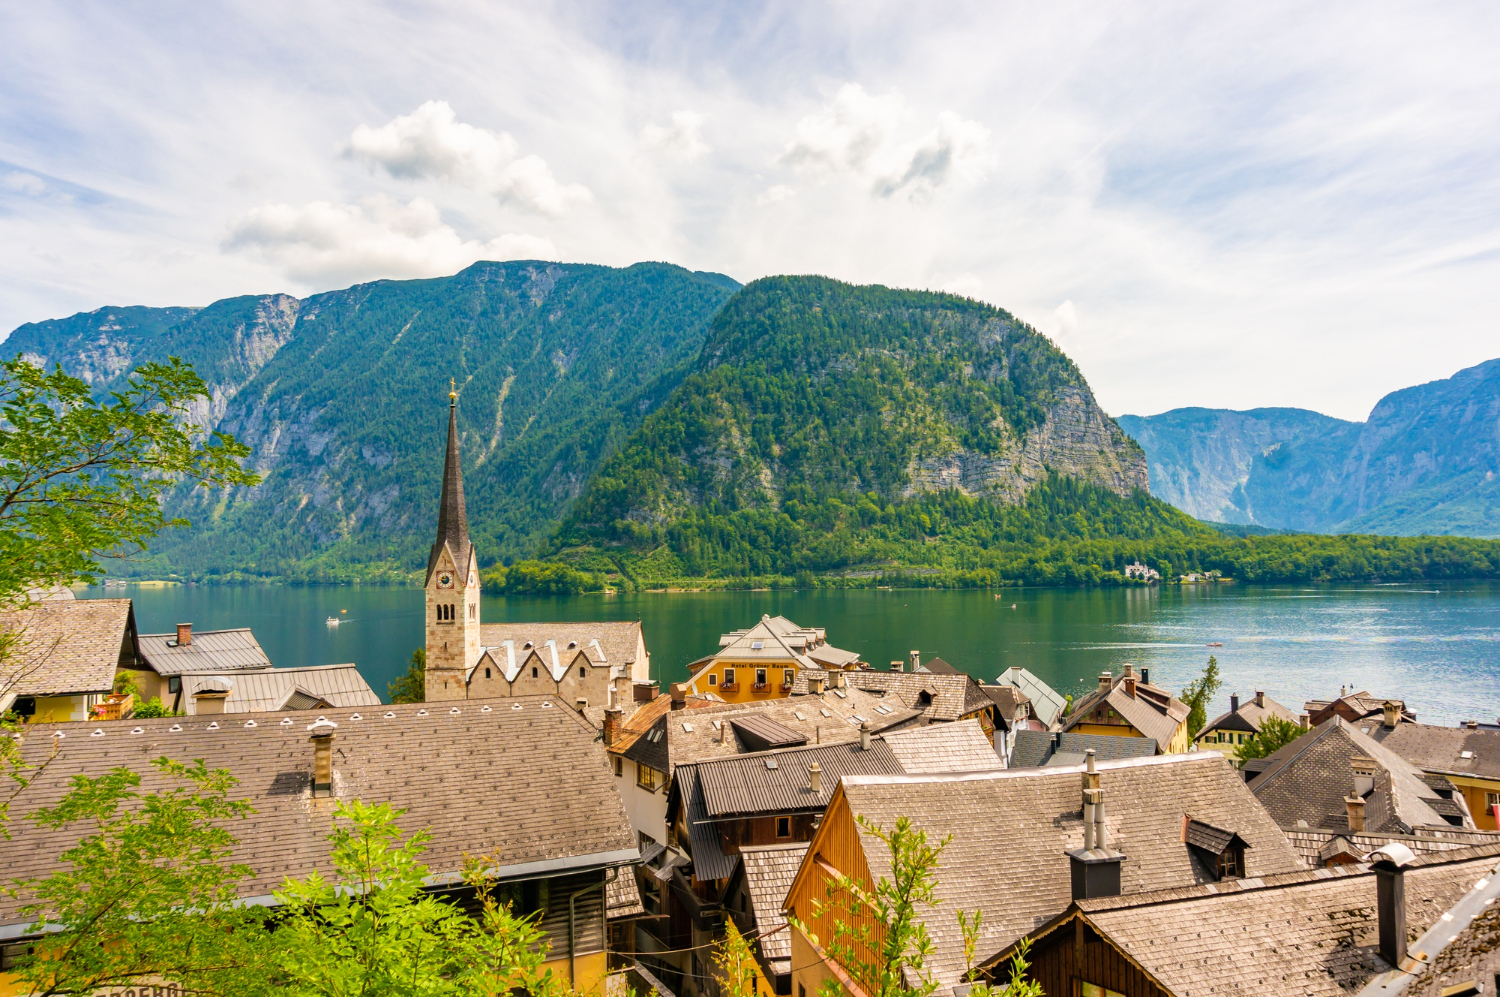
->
[437,571,454,589]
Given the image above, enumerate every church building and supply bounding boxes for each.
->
[424,391,652,706]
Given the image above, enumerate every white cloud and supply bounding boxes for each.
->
[939,272,985,298]
[223,195,556,284]
[3,172,48,196]
[757,184,796,205]
[778,84,989,199]
[349,100,591,215]
[641,110,710,162]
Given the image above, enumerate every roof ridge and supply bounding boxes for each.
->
[843,749,1223,788]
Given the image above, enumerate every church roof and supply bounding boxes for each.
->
[425,398,473,586]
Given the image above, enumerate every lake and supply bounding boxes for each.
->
[80,582,1500,727]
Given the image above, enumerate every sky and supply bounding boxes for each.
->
[2,2,1498,421]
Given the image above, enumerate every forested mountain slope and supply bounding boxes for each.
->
[1120,358,1500,538]
[5,261,740,580]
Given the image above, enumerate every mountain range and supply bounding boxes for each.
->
[1118,358,1500,538]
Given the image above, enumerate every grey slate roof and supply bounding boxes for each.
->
[178,664,380,714]
[1249,717,1470,833]
[833,752,1305,986]
[1009,729,1159,769]
[0,695,637,929]
[994,667,1067,728]
[740,842,808,967]
[1183,818,1241,854]
[0,598,137,697]
[731,714,809,752]
[1065,844,1500,997]
[137,628,271,675]
[1372,721,1500,782]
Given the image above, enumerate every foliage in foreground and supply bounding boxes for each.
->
[390,646,427,703]
[1239,714,1309,761]
[1180,656,1223,737]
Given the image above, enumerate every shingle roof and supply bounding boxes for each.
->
[0,598,135,697]
[1283,827,1500,869]
[606,868,645,919]
[178,664,380,714]
[693,741,907,819]
[1249,718,1468,833]
[477,621,643,682]
[1372,722,1500,782]
[831,752,1304,985]
[137,628,271,675]
[879,719,1003,775]
[842,670,991,723]
[1400,900,1500,997]
[731,714,810,752]
[995,667,1067,728]
[979,684,1029,723]
[1183,818,1241,854]
[0,695,637,929]
[1066,845,1500,997]
[1061,671,1190,752]
[740,842,808,964]
[1201,692,1300,738]
[623,715,670,772]
[1009,729,1159,769]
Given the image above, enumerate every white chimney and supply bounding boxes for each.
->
[808,762,822,794]
[859,721,871,750]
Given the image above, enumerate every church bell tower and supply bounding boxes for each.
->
[424,385,481,701]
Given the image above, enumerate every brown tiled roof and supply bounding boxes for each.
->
[740,842,808,964]
[0,695,637,929]
[605,867,645,919]
[180,664,381,714]
[0,598,136,697]
[731,714,809,752]
[979,684,1029,723]
[834,752,1304,986]
[1283,827,1500,868]
[1249,718,1467,832]
[1062,845,1500,997]
[842,670,991,723]
[1061,672,1190,751]
[1402,903,1500,997]
[691,741,906,819]
[1201,692,1300,737]
[1372,721,1500,782]
[137,628,271,675]
[879,719,1003,775]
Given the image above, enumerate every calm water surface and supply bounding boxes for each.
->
[80,582,1500,726]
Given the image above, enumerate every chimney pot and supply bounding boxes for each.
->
[808,762,822,794]
[1465,719,1479,731]
[176,623,192,646]
[669,683,687,710]
[1383,701,1400,729]
[1123,676,1136,698]
[859,721,871,751]
[809,674,826,695]
[1098,671,1112,692]
[1345,795,1366,833]
[602,705,622,746]
[1298,712,1311,728]
[1122,663,1134,678]
[909,650,920,672]
[1370,844,1414,969]
[1230,694,1240,713]
[891,660,904,673]
[1254,690,1265,708]
[1139,666,1150,685]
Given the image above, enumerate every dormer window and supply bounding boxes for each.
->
[1184,818,1250,882]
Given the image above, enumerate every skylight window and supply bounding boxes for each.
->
[1460,750,1474,759]
[820,709,832,718]
[794,711,806,720]
[751,641,764,650]
[765,758,778,770]
[682,723,694,732]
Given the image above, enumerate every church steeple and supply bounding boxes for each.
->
[426,385,472,585]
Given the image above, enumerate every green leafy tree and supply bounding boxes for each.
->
[958,910,1042,997]
[389,647,426,703]
[131,697,179,719]
[9,757,268,997]
[273,798,567,997]
[713,919,761,997]
[1180,656,1222,736]
[1238,715,1307,761]
[0,355,259,601]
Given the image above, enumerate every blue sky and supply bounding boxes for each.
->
[2,1,1498,420]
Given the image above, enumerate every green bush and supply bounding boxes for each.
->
[131,696,178,719]
[482,560,602,595]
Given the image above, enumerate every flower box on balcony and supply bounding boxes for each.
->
[719,682,740,693]
[751,683,771,693]
[93,694,134,722]
[780,682,794,693]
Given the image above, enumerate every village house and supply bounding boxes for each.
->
[175,663,380,715]
[1371,716,1500,831]
[1194,689,1301,759]
[1305,687,1416,727]
[977,840,1500,997]
[0,595,143,723]
[1059,665,1192,753]
[1247,716,1476,833]
[837,654,1002,741]
[0,694,639,996]
[683,615,863,703]
[133,623,273,703]
[1281,823,1500,869]
[782,751,1303,997]
[420,394,652,706]
[1009,729,1159,768]
[994,665,1068,728]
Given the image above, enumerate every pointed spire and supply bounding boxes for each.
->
[427,389,472,584]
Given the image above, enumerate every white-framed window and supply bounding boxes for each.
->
[755,668,768,687]
[724,668,736,686]
[708,674,718,686]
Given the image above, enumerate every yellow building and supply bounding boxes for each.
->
[685,615,863,703]
[1372,720,1500,832]
[1061,665,1192,754]
[1195,690,1301,761]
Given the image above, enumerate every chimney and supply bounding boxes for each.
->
[1466,719,1480,730]
[808,762,822,794]
[1345,795,1366,833]
[612,674,630,709]
[859,721,871,751]
[1068,750,1123,900]
[634,680,659,703]
[669,683,687,710]
[1098,671,1113,693]
[1383,701,1399,729]
[1140,666,1150,686]
[193,688,229,715]
[576,697,588,713]
[602,705,622,747]
[831,670,846,690]
[1351,756,1377,798]
[1230,693,1240,713]
[175,622,192,647]
[1254,690,1265,708]
[1298,712,1311,729]
[718,719,728,743]
[909,650,921,672]
[1370,843,1415,969]
[1123,674,1137,698]
[308,718,337,797]
[809,674,826,695]
[891,660,905,673]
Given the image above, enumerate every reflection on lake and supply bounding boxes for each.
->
[81,582,1500,726]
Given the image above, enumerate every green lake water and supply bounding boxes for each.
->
[80,582,1500,727]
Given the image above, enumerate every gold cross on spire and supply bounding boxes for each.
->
[449,377,456,401]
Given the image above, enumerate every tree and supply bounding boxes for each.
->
[713,919,761,997]
[390,646,426,703]
[273,798,567,997]
[1238,715,1307,761]
[9,757,268,997]
[1180,656,1222,736]
[0,355,259,603]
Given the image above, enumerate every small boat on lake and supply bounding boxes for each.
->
[326,616,340,626]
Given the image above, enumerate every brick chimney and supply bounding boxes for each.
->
[1383,701,1399,729]
[1098,671,1113,693]
[602,705,622,746]
[307,718,337,798]
[808,761,822,794]
[669,683,687,711]
[1254,691,1265,708]
[175,623,192,647]
[1230,693,1240,713]
[891,660,905,673]
[1345,795,1366,832]
[1370,843,1415,969]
